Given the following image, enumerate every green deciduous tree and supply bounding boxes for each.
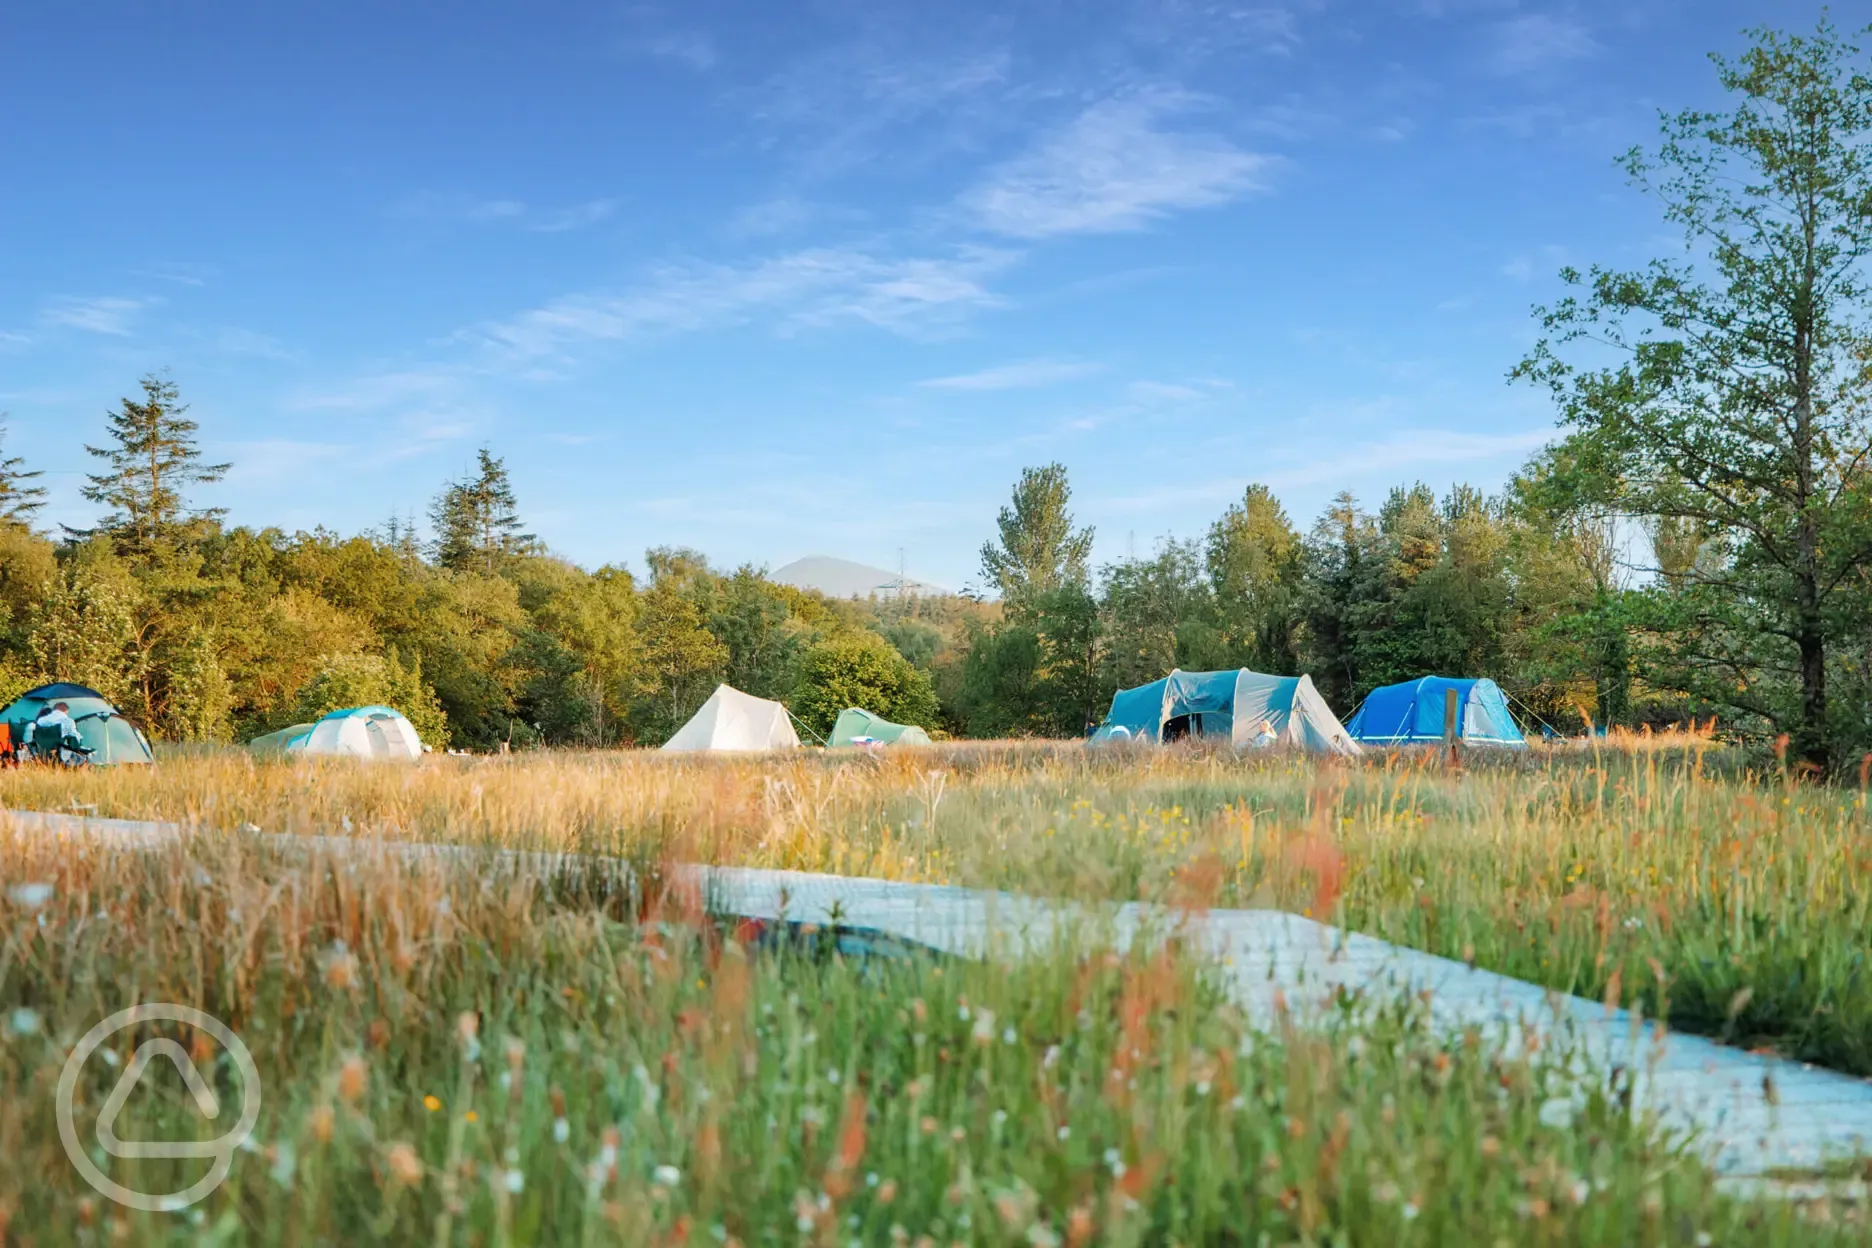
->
[792,631,940,739]
[1206,484,1303,673]
[1515,19,1872,769]
[979,464,1094,606]
[81,375,229,553]
[293,651,450,747]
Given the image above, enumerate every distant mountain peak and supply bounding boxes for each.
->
[770,555,949,599]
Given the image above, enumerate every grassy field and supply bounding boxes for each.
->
[8,738,1870,1075]
[0,817,1862,1245]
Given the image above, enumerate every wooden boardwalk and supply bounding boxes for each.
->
[10,807,1872,1178]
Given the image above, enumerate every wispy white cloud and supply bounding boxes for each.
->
[1500,244,1568,282]
[960,90,1269,239]
[1486,15,1597,76]
[529,200,621,233]
[287,370,460,412]
[201,327,297,361]
[465,244,1019,365]
[1125,379,1216,403]
[40,295,158,337]
[133,261,212,287]
[391,192,615,233]
[749,46,1016,176]
[640,30,716,71]
[220,439,353,483]
[918,359,1104,392]
[1108,427,1554,512]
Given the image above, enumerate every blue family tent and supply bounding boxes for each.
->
[1345,676,1526,748]
[1092,669,1361,756]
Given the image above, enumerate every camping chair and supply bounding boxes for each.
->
[0,721,13,767]
[29,721,90,765]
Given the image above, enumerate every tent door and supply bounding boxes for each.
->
[1163,714,1193,743]
[365,718,391,758]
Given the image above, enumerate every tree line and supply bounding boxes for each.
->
[1,18,1867,768]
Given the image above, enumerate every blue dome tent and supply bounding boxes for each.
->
[0,682,153,765]
[1345,676,1526,748]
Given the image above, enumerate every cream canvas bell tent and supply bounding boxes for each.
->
[662,685,801,753]
[290,706,424,760]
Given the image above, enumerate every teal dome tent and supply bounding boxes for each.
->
[1,682,153,765]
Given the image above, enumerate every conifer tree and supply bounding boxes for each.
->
[0,413,47,527]
[81,375,229,552]
[430,448,534,573]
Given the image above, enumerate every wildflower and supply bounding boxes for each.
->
[7,882,52,909]
[464,1111,479,1124]
[457,1012,481,1062]
[387,1142,423,1185]
[338,1055,368,1103]
[553,1118,570,1144]
[653,1164,681,1187]
[309,1105,334,1143]
[321,942,357,990]
[423,1095,442,1112]
[878,1179,898,1204]
[504,1169,524,1194]
[1056,1125,1070,1141]
[8,1008,40,1036]
[971,1010,996,1044]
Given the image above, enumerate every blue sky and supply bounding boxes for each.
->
[0,0,1809,592]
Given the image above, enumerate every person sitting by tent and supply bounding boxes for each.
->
[31,702,90,765]
[1251,718,1277,748]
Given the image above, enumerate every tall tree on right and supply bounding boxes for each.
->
[978,463,1094,608]
[1515,19,1872,771]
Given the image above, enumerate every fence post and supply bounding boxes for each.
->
[1443,687,1461,769]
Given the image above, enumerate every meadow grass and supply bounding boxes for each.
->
[5,740,1868,1076]
[0,827,1859,1245]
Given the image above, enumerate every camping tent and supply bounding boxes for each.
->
[829,707,933,747]
[1345,676,1526,748]
[1091,669,1360,756]
[0,682,153,765]
[247,723,315,754]
[290,706,424,760]
[662,685,801,753]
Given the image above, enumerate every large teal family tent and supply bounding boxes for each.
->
[0,682,153,765]
[1345,676,1526,748]
[829,707,933,747]
[1091,669,1360,756]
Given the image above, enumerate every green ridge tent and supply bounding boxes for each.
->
[0,682,153,765]
[829,707,933,747]
[247,723,316,754]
